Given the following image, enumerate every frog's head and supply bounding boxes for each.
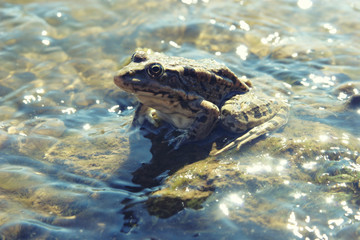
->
[114,50,250,105]
[114,50,182,96]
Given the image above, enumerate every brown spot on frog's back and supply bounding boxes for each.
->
[183,66,197,78]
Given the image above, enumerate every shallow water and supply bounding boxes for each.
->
[1,0,360,239]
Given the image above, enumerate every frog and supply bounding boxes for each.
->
[114,50,289,155]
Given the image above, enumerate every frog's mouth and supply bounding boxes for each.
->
[114,74,163,95]
[114,75,175,107]
[114,75,127,89]
[114,75,145,92]
[114,74,190,102]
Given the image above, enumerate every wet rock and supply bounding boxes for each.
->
[7,118,66,157]
[31,118,66,137]
[333,81,360,96]
[147,192,210,218]
[43,120,132,179]
[31,186,84,216]
[146,118,360,219]
[345,94,360,109]
[7,122,28,136]
[0,165,45,192]
[0,165,83,227]
[316,167,360,185]
[7,118,64,138]
[19,134,59,158]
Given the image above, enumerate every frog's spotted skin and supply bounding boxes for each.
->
[114,50,289,155]
[216,93,289,155]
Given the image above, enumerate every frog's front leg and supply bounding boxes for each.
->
[131,103,159,128]
[166,99,220,149]
[215,94,289,155]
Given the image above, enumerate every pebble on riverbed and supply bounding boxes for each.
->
[4,118,66,157]
[31,118,66,137]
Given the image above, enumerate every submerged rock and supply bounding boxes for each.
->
[43,121,132,179]
[146,118,360,226]
[31,118,66,137]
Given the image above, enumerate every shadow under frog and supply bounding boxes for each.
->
[115,117,260,228]
[114,121,217,233]
[129,119,216,188]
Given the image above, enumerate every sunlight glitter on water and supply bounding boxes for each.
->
[61,107,76,114]
[22,95,37,104]
[239,20,250,31]
[246,163,272,174]
[323,23,337,34]
[219,193,245,217]
[287,211,330,240]
[261,32,281,45]
[108,105,120,113]
[297,0,313,9]
[302,161,317,170]
[319,134,330,142]
[219,203,229,216]
[41,39,50,46]
[235,45,248,60]
[309,74,336,88]
[83,123,91,130]
[1,0,360,239]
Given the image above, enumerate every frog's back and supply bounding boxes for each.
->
[160,55,252,105]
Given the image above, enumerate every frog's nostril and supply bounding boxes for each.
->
[125,70,135,76]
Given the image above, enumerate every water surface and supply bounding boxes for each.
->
[1,0,360,239]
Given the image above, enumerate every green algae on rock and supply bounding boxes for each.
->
[146,118,360,227]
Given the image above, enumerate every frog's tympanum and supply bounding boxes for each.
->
[114,51,289,155]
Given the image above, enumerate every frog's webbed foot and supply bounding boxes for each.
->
[163,128,190,150]
[214,104,289,156]
[213,129,258,155]
[163,99,220,150]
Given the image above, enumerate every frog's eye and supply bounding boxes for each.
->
[146,63,164,78]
